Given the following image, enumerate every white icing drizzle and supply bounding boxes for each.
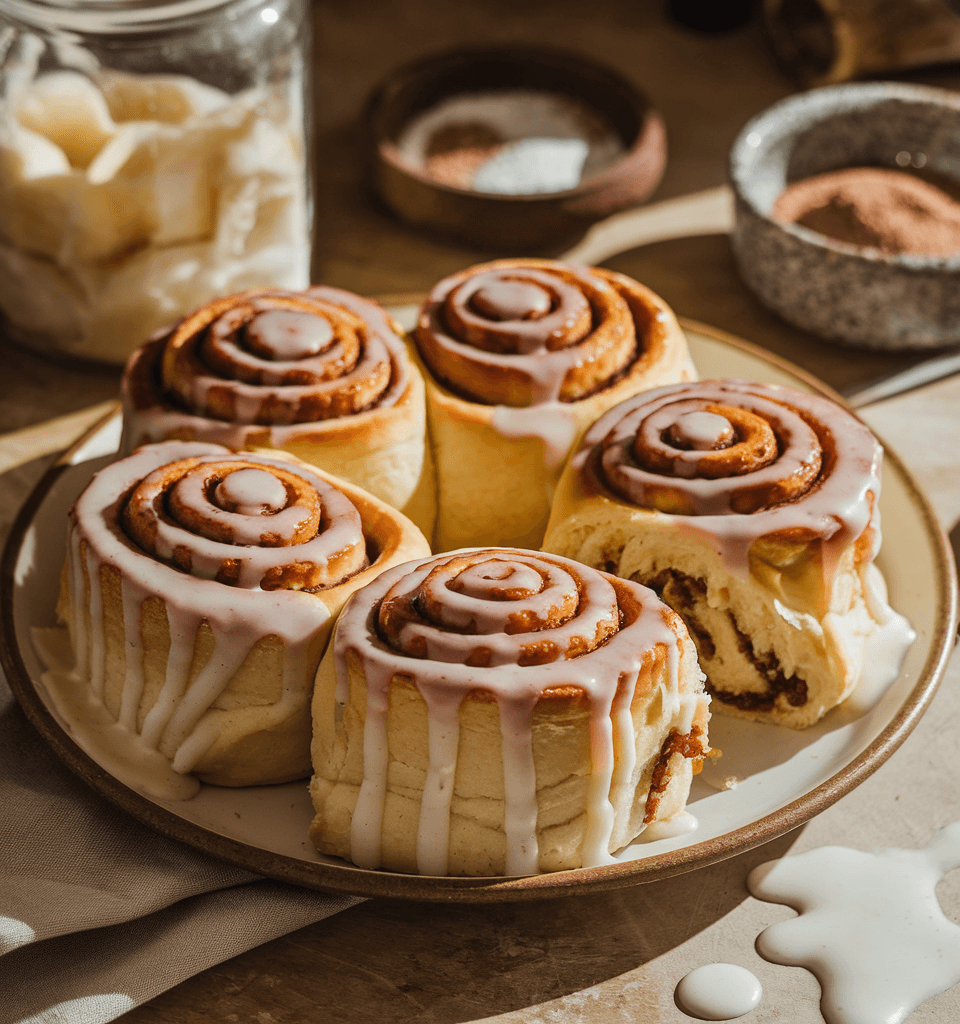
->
[748,823,960,1024]
[349,662,392,870]
[579,379,885,578]
[675,963,763,1020]
[416,695,460,877]
[491,402,578,471]
[118,581,146,731]
[65,440,342,787]
[246,308,334,360]
[125,450,366,590]
[472,280,553,322]
[498,697,540,876]
[638,809,698,842]
[36,628,200,801]
[424,266,596,378]
[606,679,640,843]
[214,466,287,514]
[333,549,707,875]
[119,286,409,454]
[66,529,89,687]
[668,410,736,451]
[84,544,105,699]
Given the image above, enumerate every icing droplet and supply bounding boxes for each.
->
[246,309,333,360]
[470,280,552,321]
[675,963,762,1020]
[668,411,735,451]
[749,824,960,1024]
[214,468,288,515]
[638,810,698,842]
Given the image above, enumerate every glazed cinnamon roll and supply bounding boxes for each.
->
[309,548,709,876]
[413,259,694,550]
[58,441,430,790]
[543,379,915,728]
[120,286,435,536]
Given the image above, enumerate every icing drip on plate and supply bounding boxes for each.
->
[749,824,960,1024]
[675,963,763,1020]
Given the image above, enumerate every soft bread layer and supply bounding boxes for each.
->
[59,455,431,787]
[415,365,557,550]
[543,500,885,729]
[415,274,695,552]
[58,570,321,785]
[309,629,708,876]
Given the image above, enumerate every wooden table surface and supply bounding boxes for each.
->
[3,3,960,1022]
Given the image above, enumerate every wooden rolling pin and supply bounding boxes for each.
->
[763,0,960,85]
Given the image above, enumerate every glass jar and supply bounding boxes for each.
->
[0,0,312,364]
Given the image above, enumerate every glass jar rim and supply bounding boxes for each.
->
[0,0,266,32]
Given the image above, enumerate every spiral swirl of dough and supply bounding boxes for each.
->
[157,287,408,425]
[415,259,641,406]
[374,549,631,669]
[596,380,833,516]
[120,449,369,591]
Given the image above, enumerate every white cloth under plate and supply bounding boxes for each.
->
[0,670,362,1023]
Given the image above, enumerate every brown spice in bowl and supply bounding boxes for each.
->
[774,167,960,256]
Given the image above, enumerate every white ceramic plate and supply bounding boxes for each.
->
[2,317,956,902]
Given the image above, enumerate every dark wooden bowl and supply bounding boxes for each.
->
[367,46,667,251]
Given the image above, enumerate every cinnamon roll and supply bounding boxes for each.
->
[543,379,915,728]
[413,259,694,550]
[58,441,430,789]
[309,548,709,876]
[120,286,435,536]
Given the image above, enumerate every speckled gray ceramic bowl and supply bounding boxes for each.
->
[730,82,960,350]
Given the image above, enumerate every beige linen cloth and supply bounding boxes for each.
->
[0,669,363,1022]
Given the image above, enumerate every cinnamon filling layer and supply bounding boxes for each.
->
[600,382,826,516]
[374,550,623,666]
[644,726,709,823]
[647,568,808,711]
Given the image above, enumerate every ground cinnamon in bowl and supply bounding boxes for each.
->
[774,167,960,257]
